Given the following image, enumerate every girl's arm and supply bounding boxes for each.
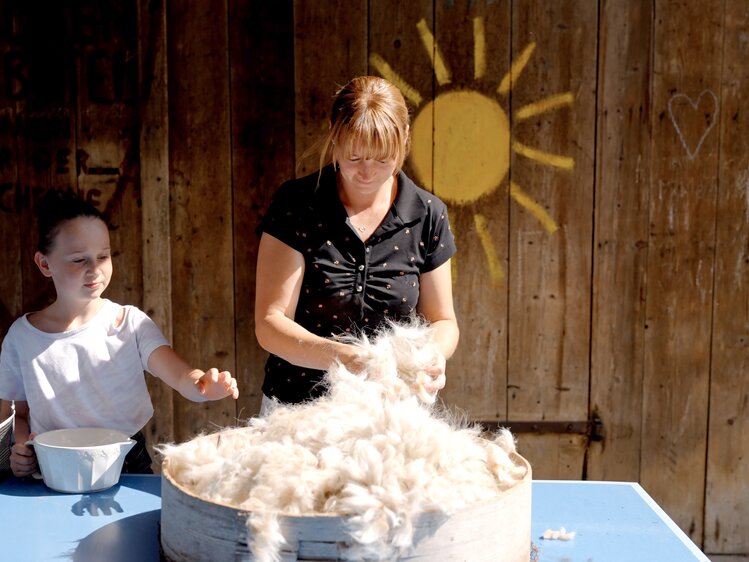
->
[255,233,364,372]
[147,347,238,402]
[9,400,38,477]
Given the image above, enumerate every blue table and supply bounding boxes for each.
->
[531,480,709,562]
[0,475,709,561]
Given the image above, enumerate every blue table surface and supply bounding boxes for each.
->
[0,475,710,562]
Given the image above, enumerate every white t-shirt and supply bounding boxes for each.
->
[0,299,169,436]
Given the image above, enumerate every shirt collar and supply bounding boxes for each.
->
[312,165,427,231]
[391,170,427,225]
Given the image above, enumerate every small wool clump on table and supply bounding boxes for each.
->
[160,321,527,562]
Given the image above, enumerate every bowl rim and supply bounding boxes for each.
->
[33,427,133,450]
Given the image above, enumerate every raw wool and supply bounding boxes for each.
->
[541,527,576,541]
[160,320,527,562]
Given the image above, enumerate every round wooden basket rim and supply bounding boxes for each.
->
[161,429,532,520]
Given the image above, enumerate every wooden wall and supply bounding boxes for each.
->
[0,0,747,556]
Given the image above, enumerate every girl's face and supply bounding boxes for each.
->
[35,216,112,304]
[336,146,397,196]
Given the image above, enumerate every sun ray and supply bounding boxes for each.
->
[373,19,576,288]
[498,42,536,96]
[416,19,451,86]
[509,181,559,234]
[473,213,505,286]
[515,92,574,121]
[512,140,574,170]
[369,54,423,107]
[473,16,486,80]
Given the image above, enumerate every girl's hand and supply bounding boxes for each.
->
[194,368,239,400]
[10,433,38,477]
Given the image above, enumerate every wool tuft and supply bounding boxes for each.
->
[160,320,527,562]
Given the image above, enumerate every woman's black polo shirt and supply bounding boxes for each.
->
[257,165,456,404]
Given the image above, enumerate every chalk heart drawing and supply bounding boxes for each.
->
[370,17,575,287]
[667,90,719,160]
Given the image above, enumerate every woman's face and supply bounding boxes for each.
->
[336,145,397,196]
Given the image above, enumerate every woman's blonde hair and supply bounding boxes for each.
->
[317,76,411,175]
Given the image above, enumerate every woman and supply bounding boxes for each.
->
[255,76,459,409]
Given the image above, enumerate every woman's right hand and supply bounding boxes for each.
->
[337,342,368,374]
[10,433,38,477]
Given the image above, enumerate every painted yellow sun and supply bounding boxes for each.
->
[370,17,575,286]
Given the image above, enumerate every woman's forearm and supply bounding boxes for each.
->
[256,313,360,372]
[429,317,460,360]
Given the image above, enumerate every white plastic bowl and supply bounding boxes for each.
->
[31,428,135,493]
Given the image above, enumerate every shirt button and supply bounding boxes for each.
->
[356,285,363,292]
[358,265,364,271]
[366,247,371,253]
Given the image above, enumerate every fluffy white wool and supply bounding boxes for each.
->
[160,321,527,562]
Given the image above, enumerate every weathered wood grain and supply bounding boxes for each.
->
[293,0,367,177]
[229,0,296,417]
[75,0,142,312]
[0,12,21,338]
[428,0,512,421]
[704,0,749,553]
[138,0,173,460]
[587,0,652,482]
[167,0,236,439]
[506,0,597,479]
[642,0,723,543]
[8,2,77,315]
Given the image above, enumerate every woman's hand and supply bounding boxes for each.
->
[10,433,38,477]
[422,353,447,395]
[192,368,239,400]
[336,342,369,375]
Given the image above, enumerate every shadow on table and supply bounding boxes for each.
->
[71,486,124,516]
[73,509,161,562]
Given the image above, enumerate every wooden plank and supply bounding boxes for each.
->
[426,0,511,421]
[74,0,142,312]
[0,3,21,338]
[229,0,295,417]
[293,0,367,177]
[167,0,236,439]
[8,2,78,314]
[137,0,173,458]
[587,0,652,481]
[642,0,723,544]
[506,0,597,478]
[704,0,749,553]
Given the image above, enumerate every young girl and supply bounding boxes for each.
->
[0,191,239,476]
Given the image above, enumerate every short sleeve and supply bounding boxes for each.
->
[422,200,457,272]
[0,323,25,400]
[256,181,308,253]
[128,307,171,373]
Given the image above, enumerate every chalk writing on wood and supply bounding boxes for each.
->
[667,90,719,160]
[370,16,574,284]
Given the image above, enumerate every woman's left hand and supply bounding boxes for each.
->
[422,353,447,395]
[194,368,239,400]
